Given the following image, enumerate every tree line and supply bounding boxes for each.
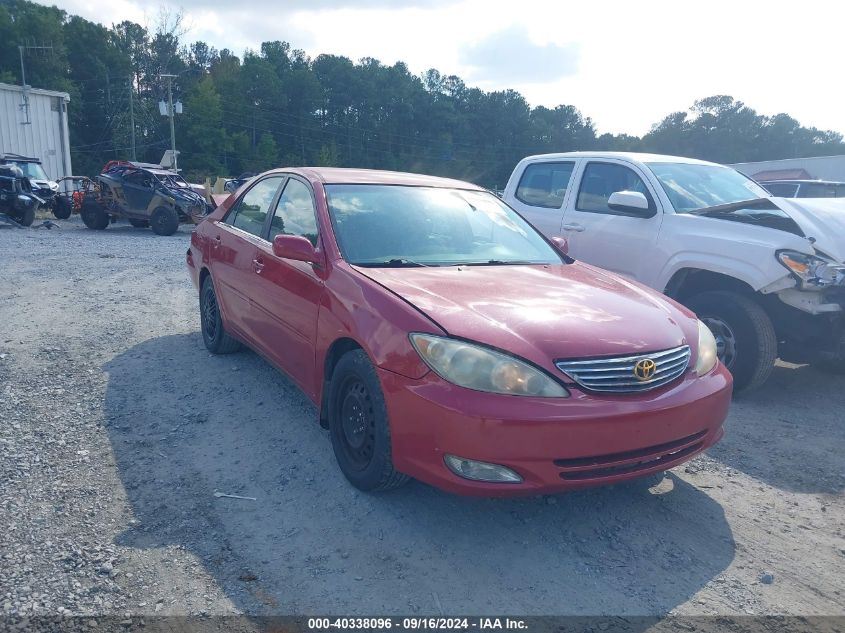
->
[2,0,843,187]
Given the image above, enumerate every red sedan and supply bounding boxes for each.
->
[187,168,732,496]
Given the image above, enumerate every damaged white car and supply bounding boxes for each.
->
[503,152,845,390]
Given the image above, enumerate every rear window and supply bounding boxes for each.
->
[514,162,575,209]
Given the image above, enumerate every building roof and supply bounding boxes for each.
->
[0,82,70,101]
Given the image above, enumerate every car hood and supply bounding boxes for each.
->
[356,263,698,367]
[772,197,845,262]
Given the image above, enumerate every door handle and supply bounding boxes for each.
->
[212,235,222,248]
[253,257,265,273]
[561,223,586,232]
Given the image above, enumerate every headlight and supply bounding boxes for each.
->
[695,320,718,376]
[410,333,569,397]
[777,250,845,288]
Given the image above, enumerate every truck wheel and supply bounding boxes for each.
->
[150,206,179,236]
[200,276,242,354]
[328,349,409,492]
[81,199,109,230]
[18,206,35,227]
[53,197,72,219]
[128,219,150,228]
[686,291,777,391]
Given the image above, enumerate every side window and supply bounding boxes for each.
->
[515,162,575,209]
[227,177,284,237]
[576,163,653,214]
[764,183,798,197]
[798,183,837,198]
[269,178,319,246]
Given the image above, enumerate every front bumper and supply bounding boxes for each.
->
[379,365,732,496]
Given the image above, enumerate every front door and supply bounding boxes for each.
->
[560,160,663,281]
[250,177,324,396]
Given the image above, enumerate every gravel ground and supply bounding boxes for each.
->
[1,216,844,623]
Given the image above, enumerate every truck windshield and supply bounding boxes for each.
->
[9,161,49,181]
[648,162,770,213]
[325,185,561,267]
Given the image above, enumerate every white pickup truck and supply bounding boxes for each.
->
[502,151,845,390]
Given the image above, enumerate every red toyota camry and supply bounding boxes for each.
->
[187,168,732,496]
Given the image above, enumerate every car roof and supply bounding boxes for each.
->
[518,151,721,167]
[273,167,486,190]
[1,153,41,163]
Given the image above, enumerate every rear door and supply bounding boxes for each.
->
[506,160,577,236]
[250,177,324,395]
[208,175,286,342]
[560,159,663,281]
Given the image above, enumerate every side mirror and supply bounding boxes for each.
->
[607,190,652,216]
[551,236,569,255]
[272,234,319,263]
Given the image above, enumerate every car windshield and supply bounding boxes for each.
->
[325,185,561,266]
[10,161,49,181]
[648,162,770,213]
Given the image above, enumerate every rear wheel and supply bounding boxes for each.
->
[200,276,241,354]
[128,218,150,228]
[686,291,777,391]
[53,196,72,219]
[150,206,179,236]
[328,350,409,492]
[81,199,109,230]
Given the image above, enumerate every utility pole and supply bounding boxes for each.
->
[128,80,136,161]
[160,73,177,171]
[18,43,53,125]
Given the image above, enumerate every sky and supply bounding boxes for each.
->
[49,0,844,137]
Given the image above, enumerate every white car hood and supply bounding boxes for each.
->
[774,197,845,263]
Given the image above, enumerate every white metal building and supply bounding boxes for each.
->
[0,82,72,180]
[731,154,845,182]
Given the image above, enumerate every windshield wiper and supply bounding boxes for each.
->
[459,260,537,266]
[356,258,436,268]
[685,197,775,216]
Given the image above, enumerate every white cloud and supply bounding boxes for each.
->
[37,0,845,137]
[460,24,578,84]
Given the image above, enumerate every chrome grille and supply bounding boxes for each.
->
[555,345,691,393]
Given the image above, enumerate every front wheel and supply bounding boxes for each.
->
[200,276,241,354]
[18,205,35,227]
[81,199,109,230]
[685,291,777,391]
[150,206,179,236]
[328,350,409,492]
[53,196,73,219]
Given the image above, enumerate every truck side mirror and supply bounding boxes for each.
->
[607,190,653,217]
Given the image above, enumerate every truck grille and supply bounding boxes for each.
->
[555,345,691,393]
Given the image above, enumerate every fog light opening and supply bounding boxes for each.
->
[444,454,523,483]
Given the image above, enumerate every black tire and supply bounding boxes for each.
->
[685,290,777,391]
[18,205,35,227]
[150,206,179,236]
[128,218,150,228]
[53,196,72,219]
[81,199,109,230]
[327,349,409,492]
[200,276,241,354]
